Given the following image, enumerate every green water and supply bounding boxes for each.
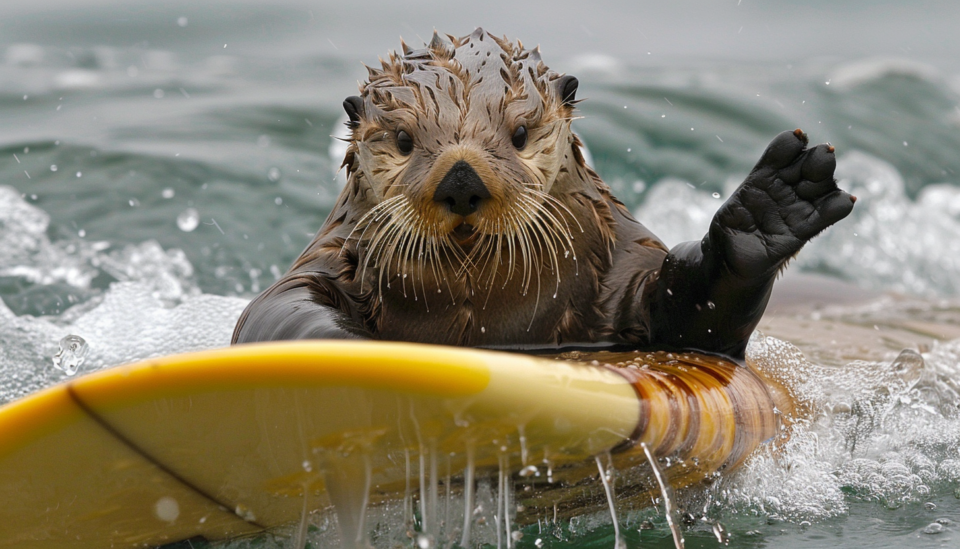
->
[2,1,960,547]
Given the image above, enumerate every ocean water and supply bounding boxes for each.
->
[2,1,960,547]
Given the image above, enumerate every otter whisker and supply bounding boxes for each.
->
[503,211,518,289]
[395,213,424,300]
[363,201,417,294]
[524,202,562,296]
[413,226,430,310]
[515,210,534,295]
[532,192,580,276]
[343,195,408,260]
[537,190,583,236]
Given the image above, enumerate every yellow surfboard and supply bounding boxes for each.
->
[0,341,790,548]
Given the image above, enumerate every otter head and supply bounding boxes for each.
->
[340,28,586,296]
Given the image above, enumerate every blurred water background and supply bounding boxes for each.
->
[2,1,960,547]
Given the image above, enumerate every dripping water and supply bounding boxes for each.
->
[499,453,514,549]
[443,455,452,544]
[419,447,428,534]
[641,442,684,549]
[293,484,311,549]
[404,449,413,529]
[518,425,528,466]
[496,454,504,549]
[460,445,476,549]
[595,454,626,549]
[428,443,440,542]
[320,451,374,549]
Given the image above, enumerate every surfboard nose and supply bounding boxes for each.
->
[432,160,491,217]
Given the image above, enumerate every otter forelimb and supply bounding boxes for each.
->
[647,129,855,358]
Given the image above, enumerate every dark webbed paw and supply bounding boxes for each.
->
[713,129,856,278]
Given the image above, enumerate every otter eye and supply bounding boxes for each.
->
[512,125,527,150]
[396,130,413,155]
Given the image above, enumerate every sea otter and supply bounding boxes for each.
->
[232,29,854,359]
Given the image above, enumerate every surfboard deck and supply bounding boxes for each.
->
[0,341,645,549]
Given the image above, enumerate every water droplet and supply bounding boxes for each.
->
[177,16,188,27]
[177,208,200,232]
[154,496,180,522]
[267,167,282,182]
[75,171,82,178]
[161,188,175,199]
[480,326,486,333]
[712,521,727,543]
[924,502,937,511]
[511,531,523,541]
[519,465,538,477]
[52,335,88,376]
[78,229,85,237]
[235,504,256,522]
[153,88,165,99]
[275,197,283,205]
[416,534,434,549]
[302,460,313,472]
[128,198,139,207]
[923,522,944,534]
[706,300,716,309]
[49,164,57,172]
[712,192,721,199]
[903,141,909,147]
[534,539,543,548]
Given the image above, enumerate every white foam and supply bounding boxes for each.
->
[717,333,960,521]
[0,187,247,404]
[803,151,960,295]
[633,177,724,247]
[632,153,960,297]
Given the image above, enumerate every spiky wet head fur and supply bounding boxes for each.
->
[251,28,668,347]
[338,28,593,306]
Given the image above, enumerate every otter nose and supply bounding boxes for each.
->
[433,160,491,217]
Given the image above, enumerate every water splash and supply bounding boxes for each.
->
[51,334,87,375]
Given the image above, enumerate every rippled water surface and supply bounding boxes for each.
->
[2,1,960,548]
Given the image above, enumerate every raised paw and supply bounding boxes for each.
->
[711,129,856,278]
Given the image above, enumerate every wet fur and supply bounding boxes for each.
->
[233,29,854,357]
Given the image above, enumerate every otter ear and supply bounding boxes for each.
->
[343,96,364,129]
[557,75,579,106]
